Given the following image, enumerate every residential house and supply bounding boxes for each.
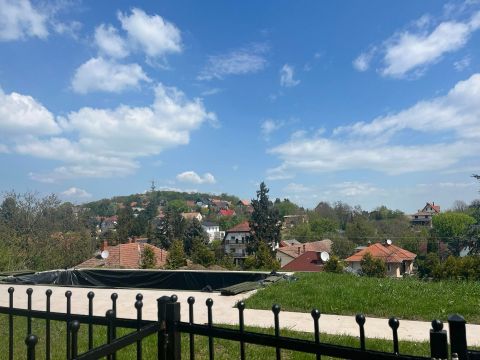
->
[410,202,441,227]
[282,251,329,272]
[77,238,168,269]
[100,216,118,232]
[276,240,332,268]
[283,215,308,228]
[345,242,416,278]
[223,221,251,265]
[279,239,301,247]
[181,212,203,222]
[237,199,254,214]
[202,221,225,243]
[219,209,236,217]
[210,199,231,211]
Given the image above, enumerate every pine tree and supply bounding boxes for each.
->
[183,218,208,255]
[165,239,186,269]
[140,246,157,269]
[154,207,185,249]
[249,182,282,252]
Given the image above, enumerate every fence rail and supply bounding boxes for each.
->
[0,286,475,359]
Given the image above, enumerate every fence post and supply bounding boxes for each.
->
[70,320,80,359]
[157,295,172,360]
[430,320,448,360]
[25,334,38,360]
[166,295,181,360]
[449,314,468,360]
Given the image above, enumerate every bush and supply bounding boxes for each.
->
[360,253,386,277]
[243,242,280,271]
[324,255,345,273]
[140,246,156,269]
[165,239,186,269]
[190,239,215,267]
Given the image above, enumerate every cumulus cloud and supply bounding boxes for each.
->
[61,187,92,198]
[94,24,129,58]
[71,57,150,94]
[118,8,182,58]
[198,43,268,80]
[332,182,380,197]
[0,0,48,41]
[3,84,215,181]
[280,64,300,87]
[176,171,216,184]
[261,119,284,140]
[268,73,480,177]
[283,182,311,193]
[354,10,480,78]
[0,87,60,135]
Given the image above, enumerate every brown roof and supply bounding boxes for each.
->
[181,212,201,220]
[226,221,251,233]
[345,243,416,263]
[277,240,332,259]
[239,199,251,206]
[77,242,168,269]
[281,251,324,272]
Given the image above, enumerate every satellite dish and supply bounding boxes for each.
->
[386,239,392,245]
[101,250,109,259]
[320,251,330,262]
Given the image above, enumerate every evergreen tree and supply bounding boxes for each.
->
[140,246,157,269]
[183,218,208,255]
[190,238,215,267]
[154,207,185,249]
[165,239,186,269]
[249,182,282,252]
[116,206,135,242]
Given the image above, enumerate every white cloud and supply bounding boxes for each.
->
[0,87,60,135]
[198,43,268,80]
[332,182,380,197]
[353,48,376,72]
[0,0,48,41]
[268,73,480,176]
[0,144,8,153]
[280,64,300,87]
[71,57,150,94]
[176,171,216,184]
[61,187,92,198]
[6,84,215,181]
[283,182,311,193]
[94,24,129,58]
[454,56,471,71]
[261,119,284,140]
[118,8,182,58]
[354,10,480,78]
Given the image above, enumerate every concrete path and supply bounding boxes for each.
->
[1,284,479,346]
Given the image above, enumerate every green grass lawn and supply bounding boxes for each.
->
[246,272,480,323]
[0,314,432,359]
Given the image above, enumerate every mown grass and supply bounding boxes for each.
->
[246,272,480,323]
[0,314,433,359]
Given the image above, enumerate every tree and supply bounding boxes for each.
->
[183,219,208,255]
[432,212,476,255]
[243,241,280,270]
[324,255,344,273]
[154,207,185,249]
[346,218,376,245]
[249,182,282,252]
[140,246,157,269]
[274,199,300,217]
[310,218,337,237]
[165,239,186,269]
[331,237,355,259]
[116,207,135,242]
[190,239,215,267]
[360,253,386,277]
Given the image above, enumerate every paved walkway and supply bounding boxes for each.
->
[1,284,479,346]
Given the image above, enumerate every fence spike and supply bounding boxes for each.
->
[135,297,144,360]
[272,304,281,360]
[8,287,14,360]
[355,313,366,351]
[87,291,95,350]
[45,289,52,360]
[188,296,196,360]
[70,320,80,358]
[311,309,321,360]
[65,291,72,360]
[430,319,448,359]
[206,298,214,360]
[238,301,246,360]
[388,317,400,355]
[26,288,33,336]
[25,334,38,360]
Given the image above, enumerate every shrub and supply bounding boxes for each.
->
[360,252,386,277]
[140,246,157,269]
[165,239,186,269]
[324,255,345,273]
[243,242,280,271]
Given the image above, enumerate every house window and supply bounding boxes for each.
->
[230,235,235,240]
[414,215,418,219]
[387,264,391,271]
[424,215,428,219]
[236,239,239,244]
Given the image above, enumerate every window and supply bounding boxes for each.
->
[387,264,391,271]
[236,239,239,244]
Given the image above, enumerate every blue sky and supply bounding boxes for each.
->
[1,0,480,212]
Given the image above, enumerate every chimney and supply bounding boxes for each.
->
[102,240,108,251]
[128,237,132,243]
[303,244,306,253]
[297,247,301,255]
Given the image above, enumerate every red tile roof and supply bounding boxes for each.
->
[345,243,416,263]
[277,240,332,259]
[219,209,236,217]
[77,242,168,269]
[281,251,324,272]
[239,199,251,206]
[226,221,251,233]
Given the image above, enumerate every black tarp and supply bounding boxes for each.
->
[1,269,270,291]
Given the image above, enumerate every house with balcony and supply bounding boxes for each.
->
[410,202,440,227]
[223,221,251,265]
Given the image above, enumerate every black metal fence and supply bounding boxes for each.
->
[0,286,478,359]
